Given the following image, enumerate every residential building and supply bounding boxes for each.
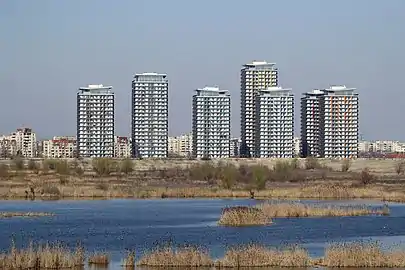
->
[230,138,241,157]
[0,128,37,158]
[319,85,359,159]
[192,86,231,159]
[114,136,131,158]
[42,136,77,158]
[300,89,324,157]
[255,86,294,158]
[77,84,115,157]
[293,137,301,157]
[240,61,278,157]
[168,133,193,157]
[131,73,168,158]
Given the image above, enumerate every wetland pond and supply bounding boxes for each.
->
[1,198,405,269]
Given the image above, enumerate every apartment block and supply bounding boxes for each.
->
[230,138,241,157]
[293,137,301,157]
[240,61,278,157]
[168,133,192,157]
[42,136,77,158]
[300,89,324,157]
[255,87,294,158]
[132,73,168,158]
[0,135,17,158]
[192,86,231,159]
[77,84,115,157]
[114,136,131,158]
[0,128,37,158]
[319,85,359,159]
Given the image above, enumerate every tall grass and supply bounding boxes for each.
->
[219,244,312,267]
[88,252,109,265]
[257,202,384,217]
[218,206,271,226]
[137,247,213,267]
[322,241,405,267]
[0,242,84,269]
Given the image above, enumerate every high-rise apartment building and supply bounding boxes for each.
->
[77,84,115,157]
[131,73,168,158]
[319,85,359,159]
[255,87,294,158]
[192,86,231,159]
[300,89,324,157]
[0,128,37,158]
[240,61,278,157]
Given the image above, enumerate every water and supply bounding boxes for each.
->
[1,198,405,269]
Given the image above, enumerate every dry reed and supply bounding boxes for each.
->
[0,212,54,218]
[218,206,271,226]
[122,250,136,268]
[257,202,386,217]
[322,241,405,267]
[137,247,213,267]
[219,244,313,267]
[88,252,109,265]
[0,242,84,269]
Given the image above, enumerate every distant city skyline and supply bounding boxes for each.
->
[2,0,405,140]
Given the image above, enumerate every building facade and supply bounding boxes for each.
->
[192,86,231,159]
[255,87,294,158]
[230,138,241,158]
[0,128,37,158]
[319,85,359,159]
[300,89,324,157]
[131,73,168,158]
[240,61,278,157]
[114,136,131,158]
[77,84,115,157]
[42,136,77,158]
[168,133,193,157]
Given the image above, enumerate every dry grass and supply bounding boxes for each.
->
[137,247,213,267]
[88,252,109,265]
[321,241,405,267]
[0,212,54,218]
[219,244,313,267]
[218,206,272,226]
[122,251,136,268]
[0,242,84,269]
[257,202,387,217]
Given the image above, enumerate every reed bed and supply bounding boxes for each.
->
[218,206,272,226]
[257,202,387,217]
[219,244,313,267]
[137,247,213,267]
[122,251,136,268]
[0,242,84,269]
[322,241,405,267]
[0,212,54,218]
[88,252,109,265]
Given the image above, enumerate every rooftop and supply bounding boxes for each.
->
[243,60,276,68]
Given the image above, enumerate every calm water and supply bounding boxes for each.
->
[1,199,405,269]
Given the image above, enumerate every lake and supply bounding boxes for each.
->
[1,198,405,269]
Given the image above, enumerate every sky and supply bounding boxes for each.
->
[1,0,405,140]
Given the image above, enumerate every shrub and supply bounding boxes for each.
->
[189,163,217,183]
[304,157,320,170]
[92,158,114,177]
[251,165,270,190]
[59,175,69,185]
[395,161,405,175]
[123,251,136,267]
[359,168,374,186]
[42,185,61,196]
[341,159,351,172]
[27,159,38,171]
[88,252,109,265]
[217,164,237,189]
[96,182,109,191]
[120,158,134,175]
[0,164,9,178]
[12,156,24,170]
[43,159,57,170]
[55,160,70,175]
[75,166,84,177]
[273,161,294,182]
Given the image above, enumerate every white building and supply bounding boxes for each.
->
[77,84,115,157]
[168,133,193,157]
[293,137,301,157]
[114,136,131,158]
[42,136,77,158]
[192,86,231,159]
[255,87,294,158]
[240,61,278,157]
[131,73,168,158]
[230,138,241,158]
[320,85,359,159]
[300,89,324,157]
[0,128,37,158]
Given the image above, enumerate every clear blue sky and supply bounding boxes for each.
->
[1,0,405,140]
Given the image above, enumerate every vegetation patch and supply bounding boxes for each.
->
[218,206,271,226]
[0,212,54,218]
[88,252,109,265]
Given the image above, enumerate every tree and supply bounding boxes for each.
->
[12,156,24,170]
[251,165,269,190]
[120,158,134,175]
[27,159,38,171]
[92,158,114,177]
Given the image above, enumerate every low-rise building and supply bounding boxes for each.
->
[230,138,241,157]
[168,133,193,157]
[114,136,131,158]
[0,128,37,158]
[42,136,77,158]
